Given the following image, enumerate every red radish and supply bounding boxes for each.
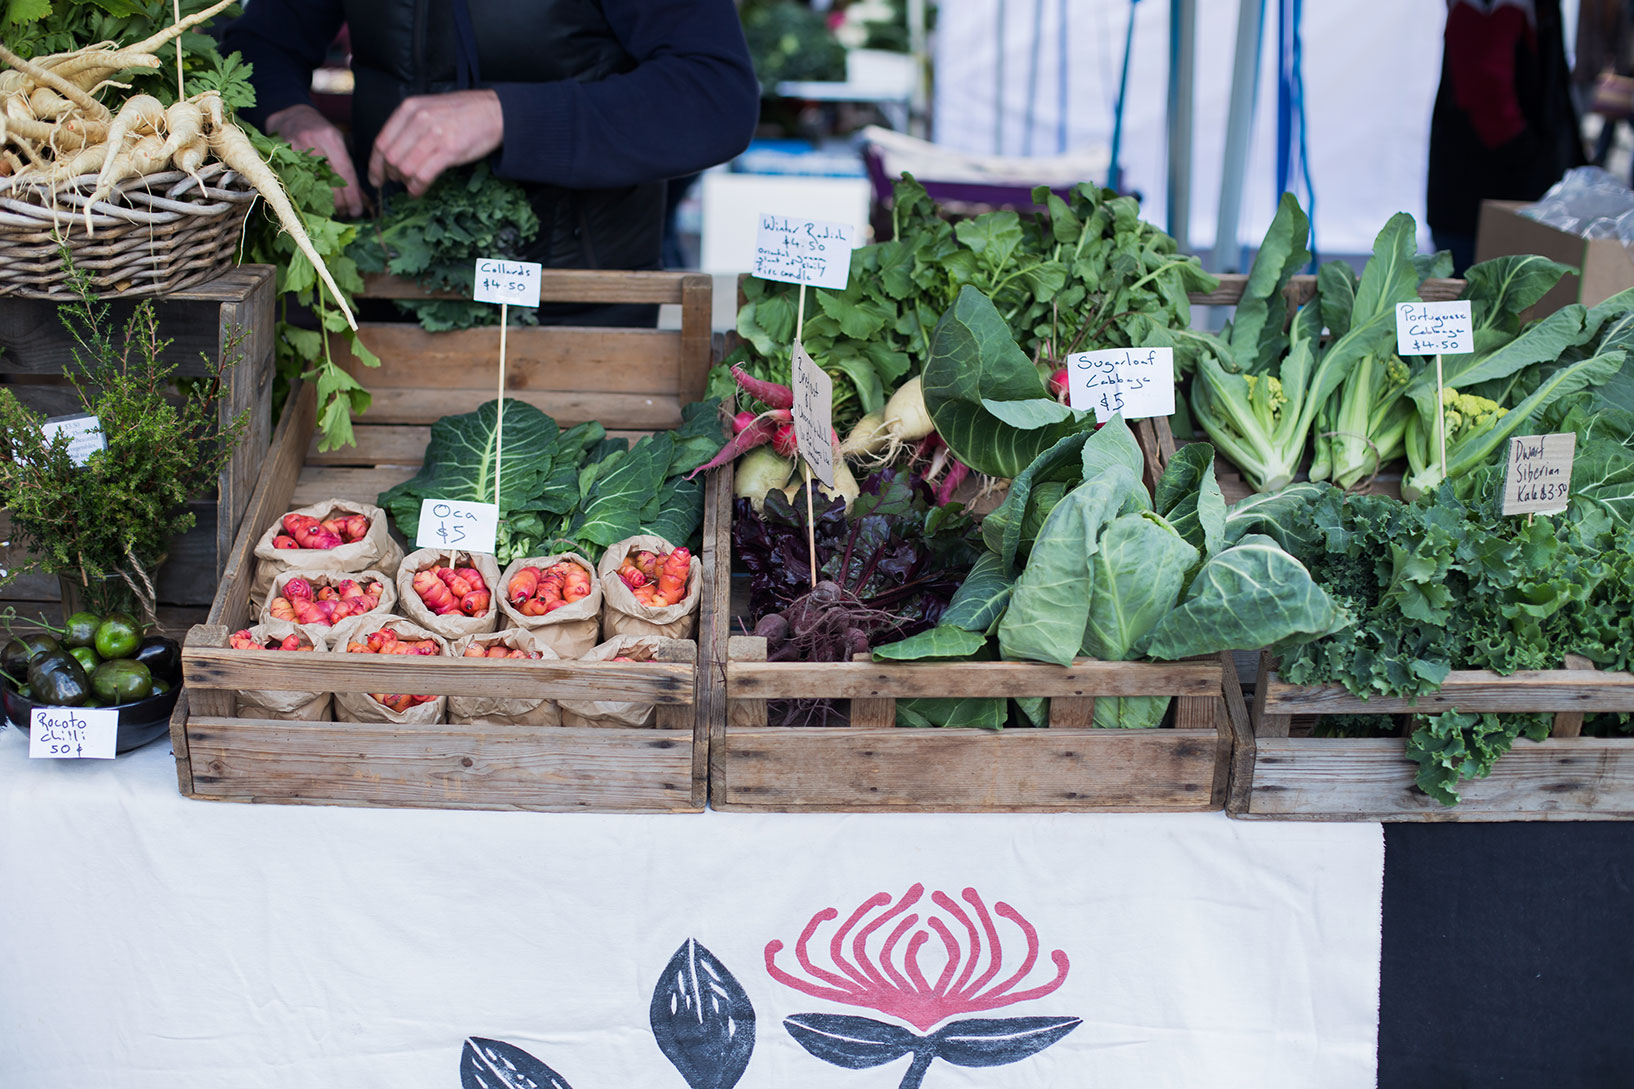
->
[1049,367,1070,404]
[686,414,781,480]
[772,423,798,458]
[732,411,758,435]
[730,365,794,410]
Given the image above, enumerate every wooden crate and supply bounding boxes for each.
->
[0,266,275,621]
[707,460,1236,812]
[1230,653,1634,821]
[172,269,719,812]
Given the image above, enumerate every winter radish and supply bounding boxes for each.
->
[734,445,794,509]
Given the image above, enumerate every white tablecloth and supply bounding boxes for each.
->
[0,729,1382,1088]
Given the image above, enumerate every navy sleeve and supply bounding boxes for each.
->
[488,0,760,188]
[220,0,346,131]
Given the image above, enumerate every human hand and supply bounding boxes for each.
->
[265,102,367,218]
[367,89,504,197]
[1592,71,1634,121]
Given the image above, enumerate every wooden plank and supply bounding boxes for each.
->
[0,268,260,376]
[337,326,682,394]
[1253,651,1292,737]
[725,636,768,729]
[1551,654,1596,737]
[184,717,699,812]
[168,689,193,796]
[214,264,276,580]
[1185,274,1465,309]
[1222,651,1258,816]
[362,270,691,305]
[652,641,698,732]
[207,381,312,629]
[1242,737,1634,821]
[713,728,1222,812]
[677,273,712,404]
[1047,697,1095,727]
[184,644,696,701]
[306,424,430,466]
[697,463,731,808]
[1259,669,1634,714]
[292,466,417,509]
[354,387,684,430]
[728,659,1222,699]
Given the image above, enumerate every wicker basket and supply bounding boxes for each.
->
[0,162,259,298]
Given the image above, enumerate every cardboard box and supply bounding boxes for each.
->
[1475,199,1634,315]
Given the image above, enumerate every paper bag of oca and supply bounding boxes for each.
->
[448,627,561,726]
[396,548,503,641]
[496,552,603,658]
[597,535,702,640]
[230,621,332,721]
[329,614,451,725]
[558,635,690,729]
[251,499,403,603]
[260,567,397,645]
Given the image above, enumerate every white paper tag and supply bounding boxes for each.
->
[41,413,105,467]
[753,213,856,290]
[415,499,499,554]
[1065,347,1176,422]
[29,706,118,759]
[791,339,836,489]
[1502,432,1575,516]
[1396,300,1473,356]
[473,258,542,308]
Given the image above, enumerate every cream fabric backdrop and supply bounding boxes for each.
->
[0,730,1382,1088]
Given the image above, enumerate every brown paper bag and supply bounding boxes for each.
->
[330,615,450,724]
[447,627,561,726]
[251,499,404,602]
[496,552,602,658]
[558,635,681,728]
[597,535,702,640]
[228,621,332,721]
[396,548,503,641]
[261,568,397,645]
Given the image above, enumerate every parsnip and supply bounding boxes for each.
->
[207,118,358,330]
[0,42,109,118]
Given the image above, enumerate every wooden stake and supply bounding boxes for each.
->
[1435,352,1447,480]
[802,462,818,587]
[795,276,816,587]
[479,299,509,566]
[173,0,184,101]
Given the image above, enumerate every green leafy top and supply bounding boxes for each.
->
[348,164,542,331]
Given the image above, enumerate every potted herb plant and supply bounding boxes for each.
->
[0,256,251,626]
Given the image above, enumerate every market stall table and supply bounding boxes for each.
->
[0,730,1381,1088]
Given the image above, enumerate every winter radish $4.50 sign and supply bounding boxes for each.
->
[459,884,1077,1089]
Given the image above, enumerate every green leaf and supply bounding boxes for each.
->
[1082,511,1197,661]
[1226,193,1310,372]
[897,696,1007,729]
[377,398,559,536]
[4,0,53,26]
[922,287,1092,477]
[1152,442,1227,557]
[979,397,1079,429]
[873,625,990,660]
[997,467,1143,665]
[940,552,1016,632]
[1144,534,1348,659]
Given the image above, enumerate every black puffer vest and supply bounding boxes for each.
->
[343,0,665,277]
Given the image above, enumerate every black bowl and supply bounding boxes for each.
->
[4,672,181,755]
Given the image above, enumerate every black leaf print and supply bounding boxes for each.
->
[929,1016,1082,1068]
[650,938,757,1089]
[783,1013,921,1069]
[459,1037,574,1089]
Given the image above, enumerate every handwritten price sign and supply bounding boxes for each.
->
[415,499,499,555]
[473,258,542,308]
[791,339,835,488]
[753,213,856,291]
[1502,432,1575,516]
[29,706,117,760]
[1396,300,1473,356]
[1065,347,1176,422]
